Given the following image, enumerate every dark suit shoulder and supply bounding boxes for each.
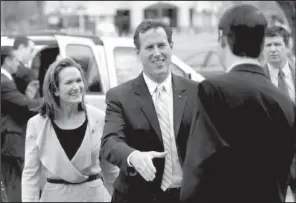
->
[1,75,17,91]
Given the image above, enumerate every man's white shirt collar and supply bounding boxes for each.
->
[1,68,13,81]
[267,61,290,78]
[227,59,261,72]
[143,72,172,95]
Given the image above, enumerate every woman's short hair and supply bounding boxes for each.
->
[40,57,87,119]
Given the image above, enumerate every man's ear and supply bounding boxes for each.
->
[218,29,227,48]
[170,41,174,49]
[219,35,227,48]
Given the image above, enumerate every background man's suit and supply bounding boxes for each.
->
[101,73,198,203]
[263,62,296,102]
[13,62,35,94]
[1,73,42,202]
[181,64,296,202]
[263,62,296,199]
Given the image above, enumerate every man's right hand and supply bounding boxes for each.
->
[25,80,40,99]
[129,151,167,182]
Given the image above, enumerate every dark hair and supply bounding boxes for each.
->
[1,46,15,66]
[40,57,87,119]
[13,36,31,49]
[218,4,267,58]
[133,19,173,50]
[265,25,290,47]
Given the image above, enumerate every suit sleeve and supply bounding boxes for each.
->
[100,89,136,173]
[22,118,42,202]
[1,80,42,120]
[14,64,35,94]
[180,80,229,202]
[100,158,119,195]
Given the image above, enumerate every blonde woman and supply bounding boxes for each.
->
[22,58,118,202]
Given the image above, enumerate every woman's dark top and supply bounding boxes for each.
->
[52,118,88,160]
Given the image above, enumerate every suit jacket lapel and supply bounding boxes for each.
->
[172,75,187,138]
[263,64,271,79]
[289,63,296,102]
[36,117,89,183]
[133,73,162,142]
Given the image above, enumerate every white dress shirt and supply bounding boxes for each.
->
[1,68,14,81]
[268,62,295,102]
[128,72,183,188]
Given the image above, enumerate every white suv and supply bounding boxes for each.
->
[1,32,205,111]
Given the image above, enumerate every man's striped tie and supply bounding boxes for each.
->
[155,85,172,191]
[278,69,291,100]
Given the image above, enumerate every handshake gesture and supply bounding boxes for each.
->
[129,150,167,182]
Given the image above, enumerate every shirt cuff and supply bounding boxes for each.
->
[127,150,139,167]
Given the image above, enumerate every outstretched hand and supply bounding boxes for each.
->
[129,151,167,182]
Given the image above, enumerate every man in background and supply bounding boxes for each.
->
[1,46,42,202]
[263,26,295,103]
[263,25,296,201]
[13,36,38,96]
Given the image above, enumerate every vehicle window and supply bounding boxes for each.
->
[114,47,186,84]
[65,44,102,93]
[113,47,143,84]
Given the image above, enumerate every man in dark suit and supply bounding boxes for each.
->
[13,36,37,95]
[180,4,296,202]
[263,26,296,103]
[262,25,296,201]
[1,46,43,202]
[100,19,199,203]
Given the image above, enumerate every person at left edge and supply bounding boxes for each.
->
[22,58,119,202]
[1,46,43,202]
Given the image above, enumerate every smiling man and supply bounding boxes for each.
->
[100,19,199,203]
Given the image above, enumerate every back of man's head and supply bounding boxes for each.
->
[13,36,30,50]
[218,4,267,58]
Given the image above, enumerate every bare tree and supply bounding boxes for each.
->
[277,1,296,55]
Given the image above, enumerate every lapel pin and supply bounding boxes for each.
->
[178,95,182,98]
